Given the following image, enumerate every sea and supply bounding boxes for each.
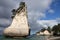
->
[0,35,49,40]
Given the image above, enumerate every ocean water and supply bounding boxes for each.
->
[0,35,48,40]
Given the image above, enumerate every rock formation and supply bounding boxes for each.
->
[3,2,30,37]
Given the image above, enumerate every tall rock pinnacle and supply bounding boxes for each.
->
[3,2,30,37]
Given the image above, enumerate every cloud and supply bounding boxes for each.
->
[0,18,11,35]
[24,0,52,11]
[37,20,58,28]
[0,0,21,18]
[0,18,11,27]
[0,0,19,8]
[48,9,54,13]
[0,27,5,31]
[56,18,60,23]
[24,0,53,22]
[37,18,60,29]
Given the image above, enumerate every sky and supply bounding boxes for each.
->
[0,0,60,35]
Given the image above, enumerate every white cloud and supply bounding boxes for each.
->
[56,18,60,20]
[28,11,46,22]
[23,0,53,21]
[56,18,60,23]
[37,19,60,28]
[24,0,52,10]
[48,9,54,13]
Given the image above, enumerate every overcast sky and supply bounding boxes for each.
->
[0,0,60,35]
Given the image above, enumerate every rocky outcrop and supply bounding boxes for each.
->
[3,2,30,37]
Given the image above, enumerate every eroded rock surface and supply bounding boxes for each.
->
[3,2,30,37]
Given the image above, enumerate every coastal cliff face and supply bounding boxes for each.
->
[3,2,30,37]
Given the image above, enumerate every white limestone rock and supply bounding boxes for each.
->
[3,2,30,37]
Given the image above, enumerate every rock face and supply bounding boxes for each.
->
[3,2,30,37]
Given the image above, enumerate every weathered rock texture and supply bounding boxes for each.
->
[3,2,30,37]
